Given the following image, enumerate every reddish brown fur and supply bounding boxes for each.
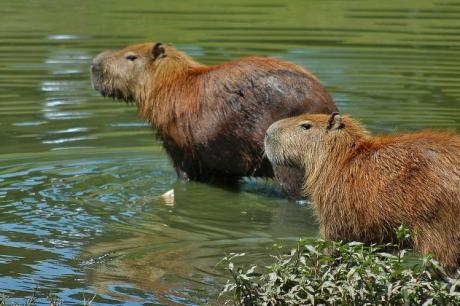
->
[265,113,460,273]
[91,42,338,197]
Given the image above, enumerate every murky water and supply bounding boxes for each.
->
[1,0,460,304]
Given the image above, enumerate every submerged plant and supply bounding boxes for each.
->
[220,226,460,305]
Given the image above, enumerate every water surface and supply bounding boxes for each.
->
[1,0,459,304]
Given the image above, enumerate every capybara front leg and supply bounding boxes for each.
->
[175,168,190,181]
[273,165,305,200]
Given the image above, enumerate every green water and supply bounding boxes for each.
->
[1,0,460,304]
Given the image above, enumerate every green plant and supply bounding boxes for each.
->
[220,226,460,305]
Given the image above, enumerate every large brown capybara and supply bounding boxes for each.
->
[264,112,460,273]
[90,42,338,198]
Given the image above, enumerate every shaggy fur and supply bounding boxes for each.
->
[264,113,460,273]
[91,42,338,198]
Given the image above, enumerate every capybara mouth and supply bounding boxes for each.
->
[95,86,135,104]
[90,71,135,104]
[264,135,302,169]
[264,137,291,168]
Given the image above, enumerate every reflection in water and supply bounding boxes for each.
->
[40,49,92,139]
[0,155,175,303]
[82,182,316,303]
[0,0,459,304]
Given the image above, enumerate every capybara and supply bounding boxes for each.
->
[264,112,460,272]
[90,42,338,198]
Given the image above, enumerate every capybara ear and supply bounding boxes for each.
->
[327,112,344,130]
[152,43,166,60]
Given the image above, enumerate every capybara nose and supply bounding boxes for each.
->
[90,62,100,73]
[90,58,101,73]
[265,123,280,151]
[265,121,281,141]
[91,51,111,72]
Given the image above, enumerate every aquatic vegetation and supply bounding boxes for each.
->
[221,226,460,305]
[0,292,97,306]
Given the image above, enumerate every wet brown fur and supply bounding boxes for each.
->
[91,43,338,197]
[265,114,460,273]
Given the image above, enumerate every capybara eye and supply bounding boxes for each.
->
[300,123,312,130]
[125,55,138,61]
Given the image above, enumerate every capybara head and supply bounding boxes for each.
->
[264,113,368,172]
[91,42,185,103]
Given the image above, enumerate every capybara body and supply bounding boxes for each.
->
[264,113,460,272]
[91,42,338,197]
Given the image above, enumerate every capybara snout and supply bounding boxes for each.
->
[265,112,460,273]
[91,50,110,67]
[264,117,310,168]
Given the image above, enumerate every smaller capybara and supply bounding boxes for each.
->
[264,112,460,273]
[90,42,338,198]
